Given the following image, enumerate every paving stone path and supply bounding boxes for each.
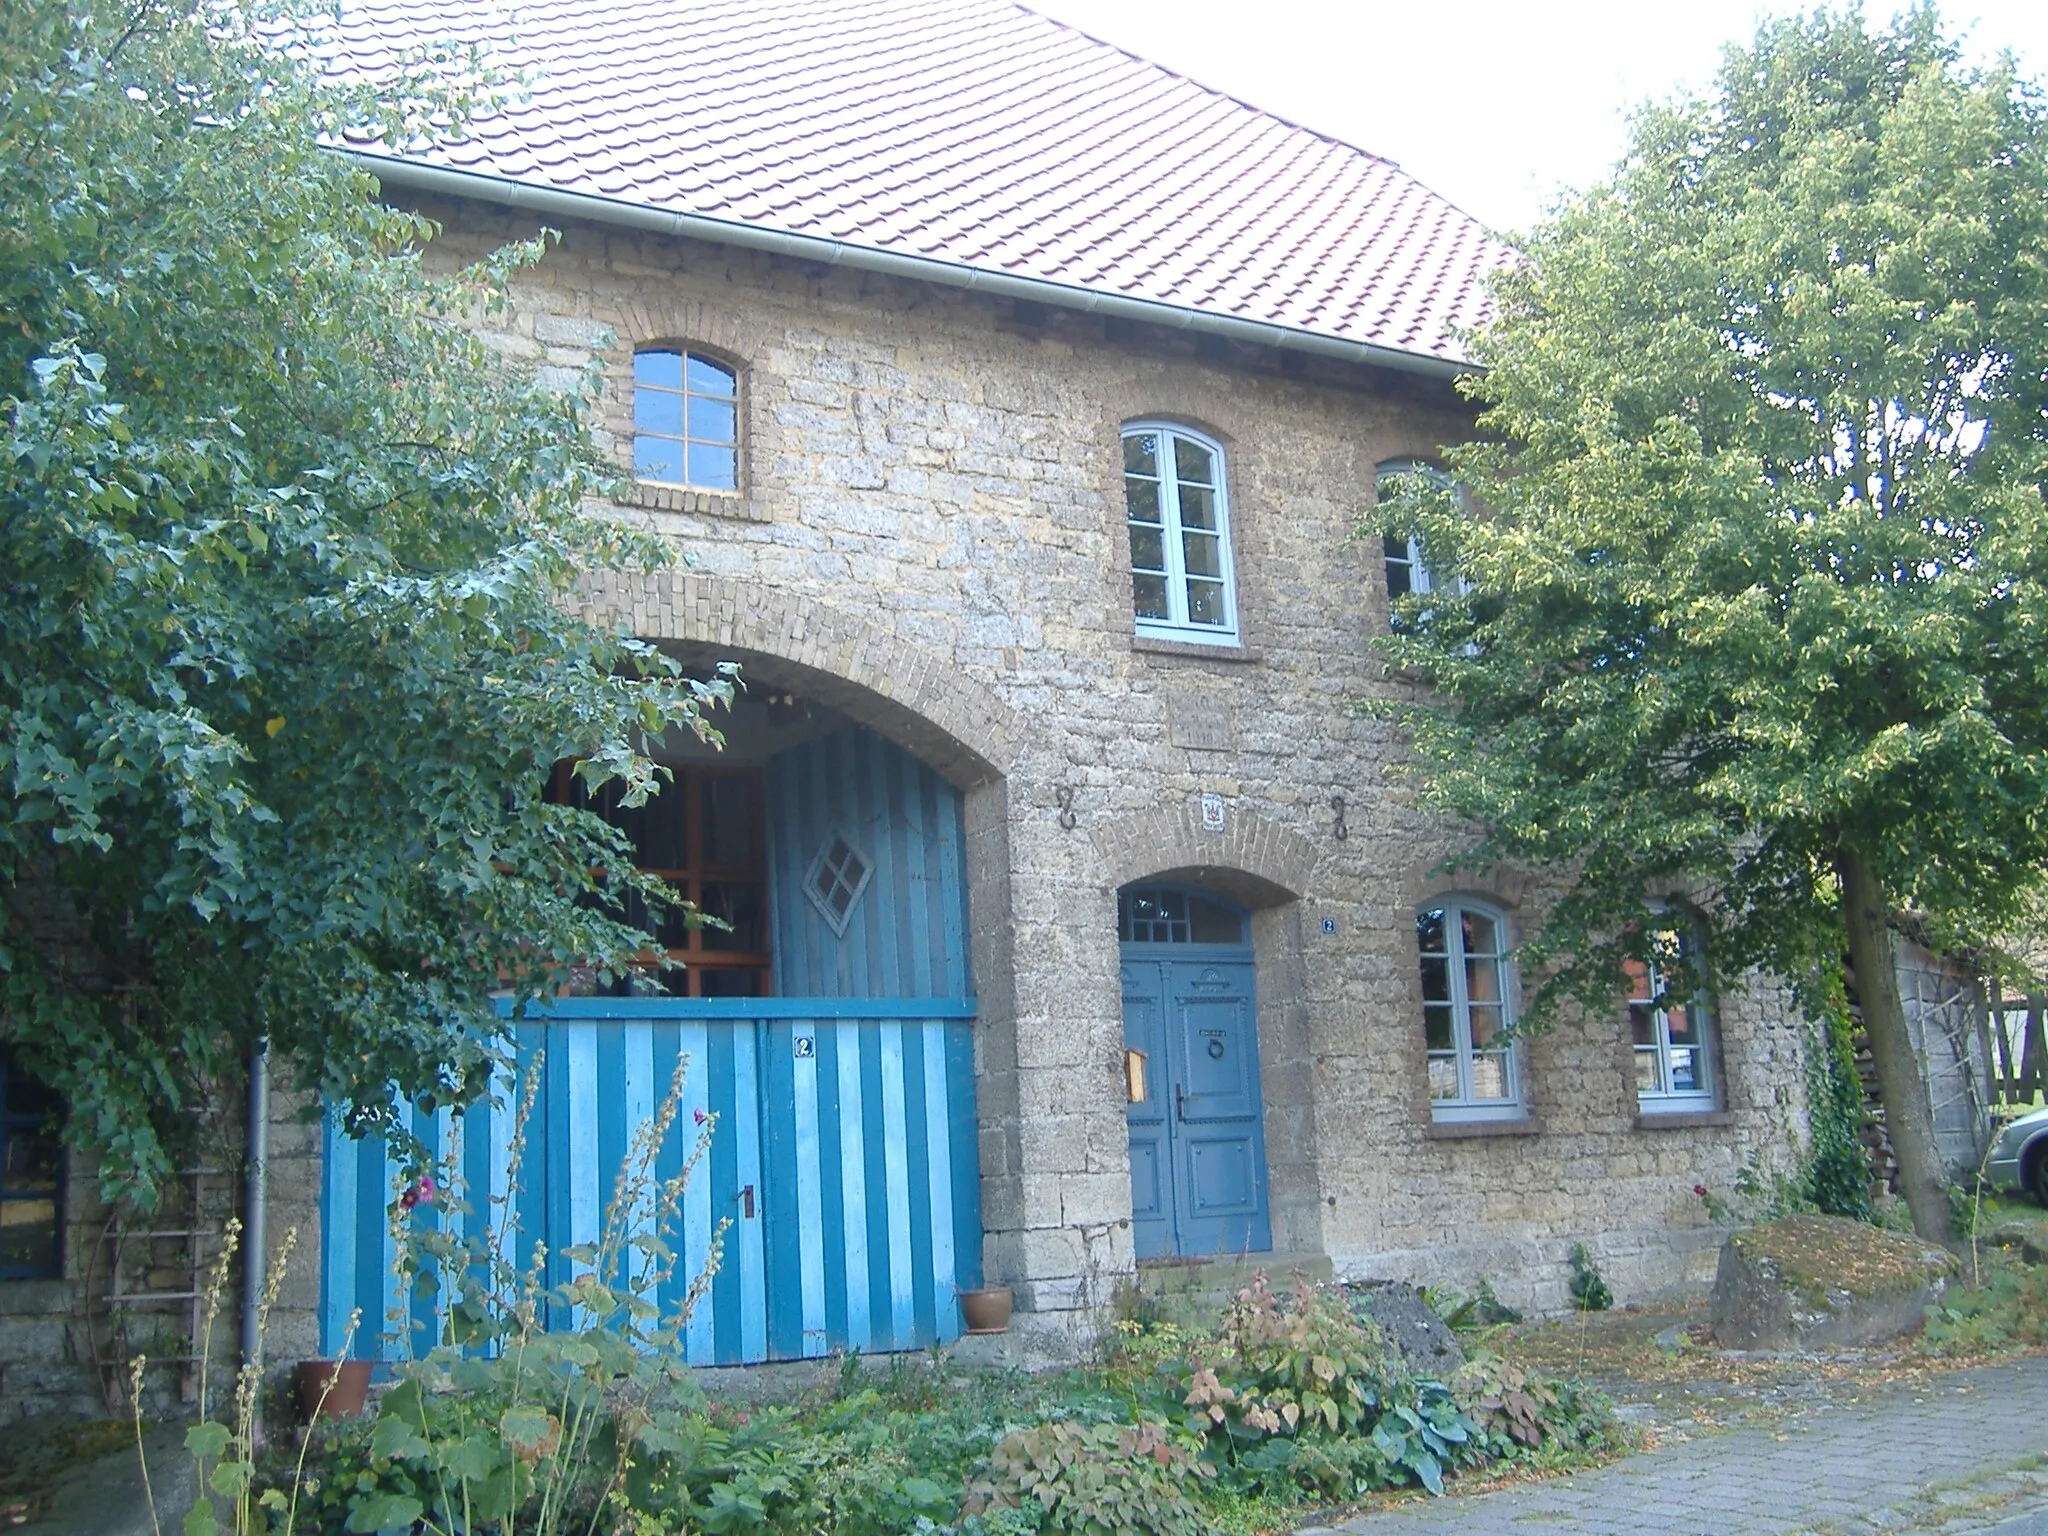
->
[1303,1357,2048,1536]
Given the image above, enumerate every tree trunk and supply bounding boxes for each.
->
[1835,845,1954,1245]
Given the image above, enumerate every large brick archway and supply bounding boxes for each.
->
[1090,800,1320,906]
[574,571,1021,788]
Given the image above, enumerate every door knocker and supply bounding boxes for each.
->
[1207,1038,1226,1059]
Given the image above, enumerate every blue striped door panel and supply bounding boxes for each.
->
[320,1011,982,1365]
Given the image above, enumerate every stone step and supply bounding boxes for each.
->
[1133,1251,1333,1301]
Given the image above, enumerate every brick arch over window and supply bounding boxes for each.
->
[1091,803,1319,907]
[573,571,1020,788]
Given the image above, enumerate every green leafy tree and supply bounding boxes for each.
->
[1374,7,2048,1243]
[1,0,726,1201]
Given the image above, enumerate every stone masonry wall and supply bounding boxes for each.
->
[251,192,1817,1326]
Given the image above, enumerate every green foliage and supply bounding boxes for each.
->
[0,0,730,1202]
[966,1421,1213,1536]
[1566,1246,1613,1313]
[1368,7,2048,1240]
[1922,1255,2048,1355]
[1805,1006,1878,1220]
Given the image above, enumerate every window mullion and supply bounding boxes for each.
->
[1159,443,1191,629]
[1449,917,1474,1104]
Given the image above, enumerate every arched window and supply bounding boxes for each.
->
[1123,424,1239,644]
[1117,886,1249,946]
[1628,924,1716,1112]
[633,348,739,491]
[1376,457,1451,629]
[1416,900,1524,1121]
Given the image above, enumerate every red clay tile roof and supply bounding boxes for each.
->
[325,0,1514,367]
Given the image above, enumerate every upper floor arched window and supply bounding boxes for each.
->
[1376,457,1452,628]
[634,348,739,491]
[1123,423,1239,645]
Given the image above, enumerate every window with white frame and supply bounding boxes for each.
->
[1123,424,1239,644]
[1376,458,1451,629]
[1627,927,1715,1112]
[1417,900,1525,1120]
[633,348,739,491]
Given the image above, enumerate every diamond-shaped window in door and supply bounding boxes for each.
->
[804,831,873,936]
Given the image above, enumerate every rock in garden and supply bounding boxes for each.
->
[1710,1213,1957,1351]
[1344,1281,1466,1376]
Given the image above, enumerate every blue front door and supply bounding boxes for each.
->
[1120,889,1272,1257]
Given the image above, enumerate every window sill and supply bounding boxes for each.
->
[618,481,766,522]
[1425,1115,1542,1140]
[1132,635,1261,664]
[1634,1108,1732,1130]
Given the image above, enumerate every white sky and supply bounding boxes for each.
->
[1032,0,2048,233]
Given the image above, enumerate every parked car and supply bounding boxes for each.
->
[1988,1104,2048,1205]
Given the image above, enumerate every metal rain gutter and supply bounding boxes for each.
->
[344,152,1475,385]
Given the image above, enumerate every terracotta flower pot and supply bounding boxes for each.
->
[957,1285,1013,1335]
[296,1359,373,1424]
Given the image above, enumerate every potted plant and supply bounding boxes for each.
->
[956,1284,1013,1334]
[295,1357,374,1424]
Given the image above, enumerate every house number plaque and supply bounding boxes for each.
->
[794,1034,815,1059]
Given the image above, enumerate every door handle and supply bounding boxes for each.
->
[1175,1083,1187,1123]
[739,1184,755,1219]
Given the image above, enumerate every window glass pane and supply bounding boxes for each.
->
[634,388,684,435]
[1124,477,1162,523]
[1427,1055,1460,1099]
[1132,573,1170,620]
[1424,1005,1455,1051]
[1384,539,1414,599]
[688,395,737,444]
[1186,580,1226,626]
[1123,432,1159,475]
[1129,526,1165,572]
[700,881,764,952]
[1666,1001,1703,1045]
[699,966,764,997]
[1182,531,1221,578]
[1470,1052,1512,1100]
[1173,436,1215,485]
[686,355,736,397]
[1461,910,1498,956]
[1629,1002,1658,1047]
[687,442,739,490]
[1187,895,1243,944]
[1465,957,1501,1005]
[0,1196,59,1275]
[1468,1004,1503,1049]
[1420,957,1451,1004]
[1635,1047,1664,1094]
[701,778,756,867]
[1178,485,1217,531]
[634,437,683,483]
[635,785,688,869]
[635,350,683,389]
[1416,908,1447,954]
[1668,1046,1703,1092]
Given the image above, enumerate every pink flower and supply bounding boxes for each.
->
[1693,1184,1709,1198]
[693,1108,707,1125]
[399,1176,438,1212]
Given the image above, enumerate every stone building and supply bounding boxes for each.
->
[4,0,1821,1405]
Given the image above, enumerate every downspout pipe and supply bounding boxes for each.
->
[242,1036,270,1416]
[342,152,1477,386]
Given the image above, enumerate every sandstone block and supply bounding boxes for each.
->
[1711,1213,1956,1350]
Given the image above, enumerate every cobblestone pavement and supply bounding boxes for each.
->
[1303,1357,2048,1536]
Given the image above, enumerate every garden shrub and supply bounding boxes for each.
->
[964,1420,1213,1536]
